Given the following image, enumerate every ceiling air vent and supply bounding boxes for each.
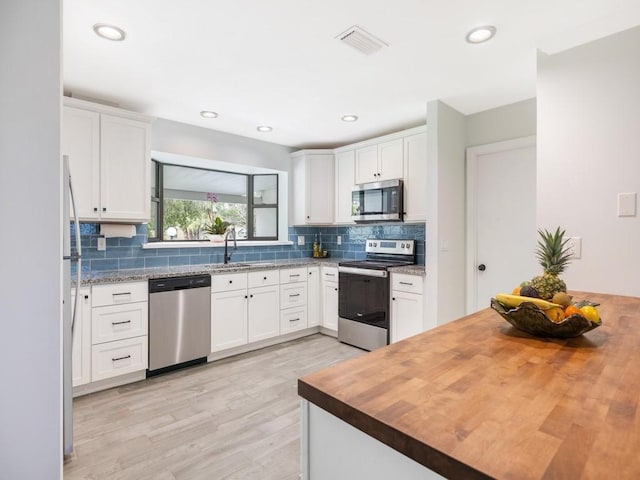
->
[335,25,388,55]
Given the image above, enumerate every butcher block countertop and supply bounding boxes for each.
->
[298,292,640,479]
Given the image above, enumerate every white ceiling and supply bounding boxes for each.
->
[63,0,640,149]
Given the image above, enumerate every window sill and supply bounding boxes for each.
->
[142,240,294,249]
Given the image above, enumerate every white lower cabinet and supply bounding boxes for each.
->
[91,336,148,382]
[307,267,320,327]
[211,281,249,352]
[321,266,339,332]
[390,273,424,343]
[248,285,280,342]
[90,281,148,381]
[211,271,281,352]
[72,288,92,387]
[279,267,308,334]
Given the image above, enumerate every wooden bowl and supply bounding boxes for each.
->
[490,298,602,338]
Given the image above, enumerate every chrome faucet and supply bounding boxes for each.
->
[223,226,237,264]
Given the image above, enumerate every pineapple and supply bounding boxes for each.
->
[529,227,572,300]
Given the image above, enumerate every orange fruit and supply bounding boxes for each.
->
[564,305,582,317]
[512,286,521,295]
[545,307,565,323]
[580,305,600,323]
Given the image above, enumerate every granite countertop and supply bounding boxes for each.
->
[298,291,639,479]
[78,258,341,286]
[389,264,426,276]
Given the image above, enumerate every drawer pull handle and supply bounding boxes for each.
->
[289,318,300,322]
[289,293,300,297]
[290,274,300,277]
[112,354,131,362]
[399,281,414,286]
[112,292,132,301]
[325,273,335,277]
[111,320,131,326]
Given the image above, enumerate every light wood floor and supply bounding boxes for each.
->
[64,334,363,480]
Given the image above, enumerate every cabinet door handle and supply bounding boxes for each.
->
[250,294,253,298]
[334,287,338,291]
[112,355,131,362]
[392,297,396,301]
[399,281,414,286]
[83,294,89,300]
[102,207,107,212]
[263,276,267,280]
[244,295,248,299]
[111,320,131,326]
[229,280,233,284]
[93,207,98,212]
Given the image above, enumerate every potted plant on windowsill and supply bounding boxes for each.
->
[204,192,229,243]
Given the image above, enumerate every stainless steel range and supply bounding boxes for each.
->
[338,239,415,351]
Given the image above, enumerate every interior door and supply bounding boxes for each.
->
[466,136,537,313]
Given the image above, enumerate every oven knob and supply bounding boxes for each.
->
[373,242,377,247]
[401,243,405,248]
[368,242,372,247]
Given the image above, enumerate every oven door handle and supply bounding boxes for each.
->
[338,266,388,278]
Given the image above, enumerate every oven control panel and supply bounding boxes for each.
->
[365,239,414,255]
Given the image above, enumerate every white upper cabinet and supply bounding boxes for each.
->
[291,150,334,225]
[334,150,355,224]
[403,132,427,222]
[100,115,151,221]
[354,138,403,184]
[63,107,100,220]
[62,98,153,223]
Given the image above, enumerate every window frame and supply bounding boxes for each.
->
[149,160,278,242]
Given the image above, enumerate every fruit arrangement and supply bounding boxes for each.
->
[491,227,602,338]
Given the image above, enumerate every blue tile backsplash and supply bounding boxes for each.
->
[71,223,425,274]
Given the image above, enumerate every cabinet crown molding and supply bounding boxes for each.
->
[64,96,155,123]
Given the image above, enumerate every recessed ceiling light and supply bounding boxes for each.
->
[257,126,272,132]
[465,26,496,44]
[341,115,358,122]
[200,110,218,118]
[93,23,126,41]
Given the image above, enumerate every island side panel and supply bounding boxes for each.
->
[302,400,445,480]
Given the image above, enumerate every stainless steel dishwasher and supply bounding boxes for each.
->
[148,274,211,375]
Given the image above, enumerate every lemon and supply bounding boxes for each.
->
[545,307,565,323]
[580,305,600,323]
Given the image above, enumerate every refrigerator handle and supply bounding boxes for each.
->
[67,155,82,331]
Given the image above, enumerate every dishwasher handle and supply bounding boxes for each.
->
[149,274,211,292]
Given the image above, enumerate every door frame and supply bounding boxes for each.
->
[465,135,536,313]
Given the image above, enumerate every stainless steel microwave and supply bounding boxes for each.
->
[351,179,403,223]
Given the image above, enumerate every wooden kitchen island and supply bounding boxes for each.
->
[298,292,640,479]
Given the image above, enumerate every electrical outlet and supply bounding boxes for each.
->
[337,235,342,245]
[297,235,305,246]
[567,237,581,259]
[97,236,106,251]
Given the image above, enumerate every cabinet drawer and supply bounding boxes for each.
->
[279,267,307,284]
[280,283,307,309]
[248,269,279,288]
[91,336,148,381]
[391,273,424,294]
[211,272,247,293]
[321,266,338,282]
[92,302,148,344]
[92,281,147,307]
[280,306,307,334]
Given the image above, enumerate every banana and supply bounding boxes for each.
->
[494,293,562,311]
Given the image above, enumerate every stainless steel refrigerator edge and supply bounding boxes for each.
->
[63,156,81,456]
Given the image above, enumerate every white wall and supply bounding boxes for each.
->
[466,98,536,147]
[151,118,295,172]
[426,101,467,326]
[0,0,62,478]
[537,26,640,296]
